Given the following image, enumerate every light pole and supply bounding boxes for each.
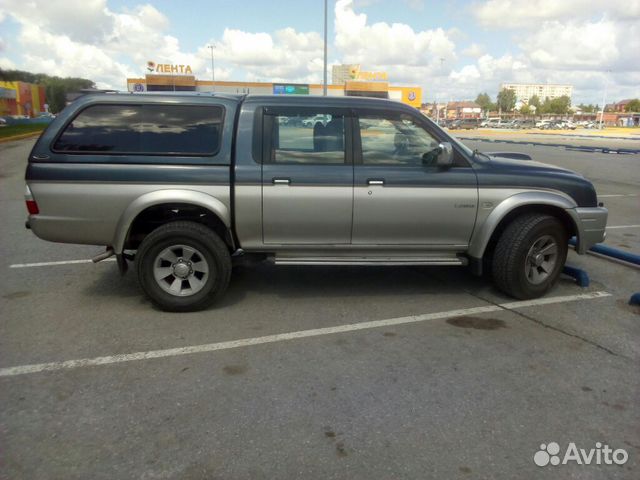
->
[207,45,215,92]
[598,70,610,130]
[436,57,445,125]
[323,0,328,96]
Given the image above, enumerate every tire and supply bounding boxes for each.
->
[492,214,568,300]
[136,221,232,312]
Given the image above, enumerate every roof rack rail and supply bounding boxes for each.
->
[79,88,120,94]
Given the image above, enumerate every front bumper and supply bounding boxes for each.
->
[573,206,608,254]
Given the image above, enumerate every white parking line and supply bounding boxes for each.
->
[0,291,611,378]
[9,258,116,268]
[606,225,640,230]
[598,194,638,198]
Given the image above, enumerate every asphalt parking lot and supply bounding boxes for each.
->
[1,137,639,479]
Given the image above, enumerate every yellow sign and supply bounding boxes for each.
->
[356,71,388,81]
[346,65,388,82]
[345,81,389,92]
[147,61,193,75]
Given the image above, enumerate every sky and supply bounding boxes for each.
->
[0,0,638,104]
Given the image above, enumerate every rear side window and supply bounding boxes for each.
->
[266,112,346,165]
[53,104,224,155]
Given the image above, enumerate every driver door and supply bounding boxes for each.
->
[352,110,478,246]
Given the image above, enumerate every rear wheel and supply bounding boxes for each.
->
[136,221,231,312]
[492,214,568,299]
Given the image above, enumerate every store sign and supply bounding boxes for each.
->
[146,61,193,75]
[356,71,388,81]
[273,84,309,95]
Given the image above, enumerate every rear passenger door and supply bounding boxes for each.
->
[261,107,353,244]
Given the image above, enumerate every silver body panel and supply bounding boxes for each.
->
[352,185,477,245]
[29,183,231,251]
[574,207,608,253]
[262,184,353,244]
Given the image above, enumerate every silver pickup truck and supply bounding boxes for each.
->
[25,93,607,311]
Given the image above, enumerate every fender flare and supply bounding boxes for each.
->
[467,191,579,259]
[112,189,231,253]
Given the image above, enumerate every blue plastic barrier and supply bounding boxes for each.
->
[562,265,590,287]
[568,237,640,266]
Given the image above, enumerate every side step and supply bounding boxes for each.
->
[272,255,468,266]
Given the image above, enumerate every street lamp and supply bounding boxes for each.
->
[598,70,610,130]
[435,57,445,125]
[323,0,328,96]
[207,45,215,92]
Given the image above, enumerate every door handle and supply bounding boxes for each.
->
[367,179,385,185]
[272,178,290,185]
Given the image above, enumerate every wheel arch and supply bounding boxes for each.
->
[113,189,233,254]
[469,191,579,262]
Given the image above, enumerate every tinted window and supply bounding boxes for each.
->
[267,112,345,164]
[54,104,223,155]
[359,114,440,166]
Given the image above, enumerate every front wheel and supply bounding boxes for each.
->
[136,221,232,312]
[492,214,568,299]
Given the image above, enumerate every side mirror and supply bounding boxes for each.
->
[437,142,453,167]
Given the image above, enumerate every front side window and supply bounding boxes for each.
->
[53,104,223,155]
[359,114,441,166]
[267,112,346,164]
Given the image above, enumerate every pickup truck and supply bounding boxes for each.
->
[24,93,607,311]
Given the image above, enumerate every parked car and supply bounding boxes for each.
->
[449,118,479,130]
[484,118,508,128]
[301,114,330,128]
[516,119,536,129]
[24,93,607,311]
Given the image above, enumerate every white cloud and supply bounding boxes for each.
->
[462,43,485,58]
[334,0,456,67]
[473,0,640,28]
[2,0,114,43]
[521,19,638,72]
[0,57,16,69]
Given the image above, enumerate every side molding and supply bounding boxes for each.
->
[112,189,231,253]
[468,191,578,259]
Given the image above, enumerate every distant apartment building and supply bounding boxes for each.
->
[500,83,573,102]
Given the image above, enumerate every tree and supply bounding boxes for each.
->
[548,95,571,114]
[529,95,541,111]
[497,88,516,112]
[475,92,493,112]
[577,103,598,113]
[520,104,532,115]
[625,99,640,112]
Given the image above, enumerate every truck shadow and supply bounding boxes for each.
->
[219,262,498,307]
[83,261,579,310]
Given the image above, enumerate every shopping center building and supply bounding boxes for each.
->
[126,63,422,108]
[0,81,47,117]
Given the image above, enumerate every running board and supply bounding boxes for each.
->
[272,256,468,266]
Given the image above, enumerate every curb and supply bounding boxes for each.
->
[0,131,45,144]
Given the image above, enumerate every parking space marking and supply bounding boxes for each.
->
[9,258,116,268]
[599,194,638,198]
[606,225,640,230]
[0,291,610,378]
